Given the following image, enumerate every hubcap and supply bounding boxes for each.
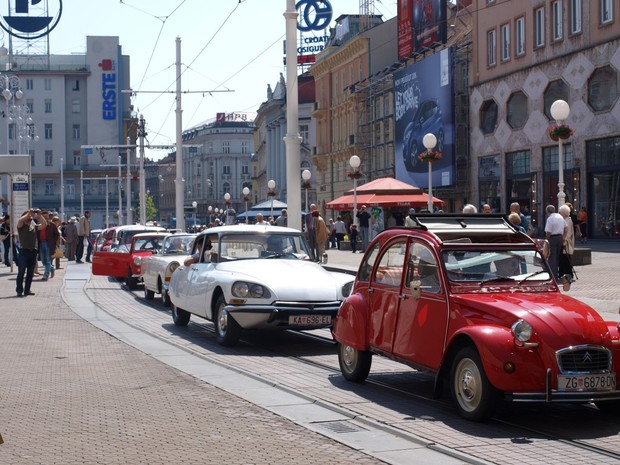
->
[456,358,481,412]
[342,345,356,369]
[218,308,228,334]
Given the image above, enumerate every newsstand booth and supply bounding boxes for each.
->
[326,177,444,239]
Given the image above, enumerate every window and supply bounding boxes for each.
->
[588,66,618,112]
[8,123,15,140]
[373,241,406,288]
[29,149,35,167]
[241,164,249,175]
[480,99,498,134]
[72,99,81,113]
[507,92,528,129]
[45,150,53,167]
[488,29,497,65]
[26,99,34,113]
[72,124,81,140]
[72,80,80,91]
[544,80,569,119]
[222,165,231,175]
[515,17,525,56]
[44,79,52,91]
[222,141,230,154]
[406,242,440,294]
[73,152,81,166]
[535,7,545,47]
[45,179,54,196]
[299,124,309,145]
[500,24,510,61]
[570,0,582,34]
[241,141,249,154]
[44,98,52,113]
[601,0,613,24]
[44,124,52,139]
[26,79,33,90]
[552,1,563,41]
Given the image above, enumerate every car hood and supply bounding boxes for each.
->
[216,259,351,301]
[452,293,612,346]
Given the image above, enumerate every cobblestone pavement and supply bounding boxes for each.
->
[0,260,386,465]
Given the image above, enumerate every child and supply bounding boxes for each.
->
[349,224,358,253]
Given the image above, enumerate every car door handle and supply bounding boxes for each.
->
[399,294,408,300]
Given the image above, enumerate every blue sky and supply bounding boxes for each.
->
[23,0,396,159]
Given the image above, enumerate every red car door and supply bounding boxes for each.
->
[391,239,449,370]
[92,250,132,278]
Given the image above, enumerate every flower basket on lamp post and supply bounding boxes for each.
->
[547,124,573,142]
[347,170,364,180]
[418,150,442,163]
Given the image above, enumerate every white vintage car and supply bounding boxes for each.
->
[168,225,355,346]
[141,233,196,306]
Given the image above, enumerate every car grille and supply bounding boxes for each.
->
[556,346,611,374]
[273,300,341,312]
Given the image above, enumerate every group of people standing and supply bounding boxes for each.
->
[1,209,92,297]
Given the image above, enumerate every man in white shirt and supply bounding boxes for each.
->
[544,204,566,281]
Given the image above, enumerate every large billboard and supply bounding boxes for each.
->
[398,0,447,59]
[394,47,454,189]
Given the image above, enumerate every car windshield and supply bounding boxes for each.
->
[132,236,163,253]
[162,235,194,255]
[442,249,551,283]
[216,232,311,261]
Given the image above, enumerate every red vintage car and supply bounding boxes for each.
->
[332,214,620,421]
[92,232,169,289]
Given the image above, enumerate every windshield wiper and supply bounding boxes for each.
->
[264,253,284,259]
[518,270,548,283]
[479,275,516,286]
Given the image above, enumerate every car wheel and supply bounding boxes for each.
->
[408,141,419,169]
[437,128,445,152]
[338,343,372,382]
[450,346,499,421]
[171,303,190,326]
[214,294,241,346]
[126,268,138,290]
[144,285,155,300]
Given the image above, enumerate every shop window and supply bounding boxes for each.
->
[480,100,498,134]
[588,66,617,112]
[544,80,569,120]
[507,92,528,129]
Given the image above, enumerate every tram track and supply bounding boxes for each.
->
[86,277,620,464]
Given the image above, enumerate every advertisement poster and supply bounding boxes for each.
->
[394,47,454,189]
[370,207,384,240]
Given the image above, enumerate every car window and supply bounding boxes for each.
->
[406,241,441,293]
[163,235,195,255]
[372,240,406,287]
[358,242,380,281]
[216,233,310,261]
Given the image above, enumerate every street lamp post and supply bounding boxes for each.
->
[224,192,231,224]
[242,187,250,224]
[192,200,197,229]
[208,205,212,225]
[349,155,361,225]
[267,179,276,219]
[302,169,311,213]
[423,133,438,213]
[550,99,571,207]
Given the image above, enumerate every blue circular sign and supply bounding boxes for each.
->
[296,0,332,32]
[0,0,63,40]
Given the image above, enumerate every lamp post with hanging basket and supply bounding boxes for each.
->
[549,100,571,207]
[421,133,440,213]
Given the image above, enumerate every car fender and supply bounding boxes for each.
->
[447,324,548,393]
[332,293,370,350]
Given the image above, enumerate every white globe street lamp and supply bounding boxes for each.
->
[550,99,571,207]
[302,169,311,212]
[242,187,250,224]
[349,155,361,225]
[267,179,276,219]
[192,200,197,228]
[224,192,232,224]
[208,205,212,224]
[423,133,438,212]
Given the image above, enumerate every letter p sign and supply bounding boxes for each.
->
[16,0,42,14]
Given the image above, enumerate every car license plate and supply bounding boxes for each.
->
[289,315,331,326]
[558,373,616,391]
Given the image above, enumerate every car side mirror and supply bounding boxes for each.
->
[410,280,421,299]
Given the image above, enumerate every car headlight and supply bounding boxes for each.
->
[133,256,142,266]
[511,319,533,342]
[231,281,271,299]
[341,281,354,298]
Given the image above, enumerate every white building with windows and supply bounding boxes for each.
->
[0,36,134,228]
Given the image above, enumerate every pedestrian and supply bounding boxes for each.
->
[52,216,65,270]
[275,209,288,227]
[76,210,91,263]
[577,206,587,243]
[64,216,79,261]
[16,208,47,297]
[544,204,565,281]
[1,214,17,266]
[334,216,347,250]
[356,205,371,251]
[508,212,526,233]
[37,211,56,281]
[312,209,329,262]
[462,204,477,213]
[510,202,529,233]
[558,204,575,289]
[255,213,269,225]
[349,224,359,253]
[404,208,417,227]
[482,203,492,214]
[306,204,318,257]
[327,218,337,249]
